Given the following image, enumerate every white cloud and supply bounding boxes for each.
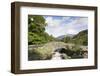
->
[45,17,61,27]
[75,17,88,25]
[67,29,78,34]
[45,16,88,37]
[62,17,71,21]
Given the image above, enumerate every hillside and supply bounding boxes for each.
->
[57,34,75,40]
[60,30,88,46]
[71,29,88,45]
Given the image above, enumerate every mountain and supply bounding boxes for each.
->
[56,29,88,46]
[70,29,88,45]
[57,35,66,40]
[73,30,88,39]
[57,34,75,40]
[57,29,88,46]
[66,34,75,38]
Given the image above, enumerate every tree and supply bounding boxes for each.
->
[63,36,71,43]
[28,15,54,45]
[28,15,46,33]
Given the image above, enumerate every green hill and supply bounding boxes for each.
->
[62,30,88,46]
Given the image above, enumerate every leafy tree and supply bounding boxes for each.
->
[63,36,71,43]
[28,15,54,45]
[28,15,46,33]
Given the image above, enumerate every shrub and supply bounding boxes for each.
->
[62,45,83,58]
[28,44,53,60]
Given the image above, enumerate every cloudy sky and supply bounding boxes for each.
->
[44,16,88,37]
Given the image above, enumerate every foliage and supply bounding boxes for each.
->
[28,43,54,60]
[63,45,84,59]
[72,30,88,46]
[62,30,88,46]
[28,15,54,45]
[62,36,71,43]
[50,44,85,59]
[28,48,43,60]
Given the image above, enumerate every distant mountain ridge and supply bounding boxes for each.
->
[57,34,75,40]
[72,30,87,39]
[56,29,88,46]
